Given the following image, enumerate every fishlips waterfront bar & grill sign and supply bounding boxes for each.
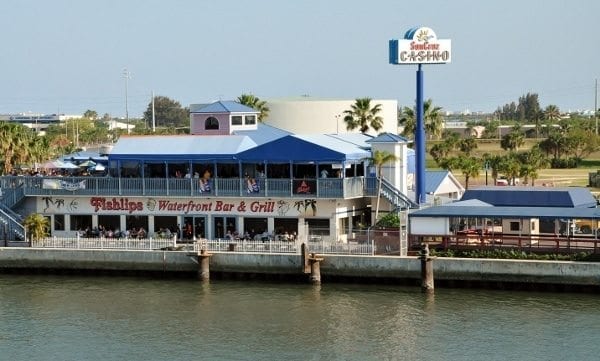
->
[37,196,326,217]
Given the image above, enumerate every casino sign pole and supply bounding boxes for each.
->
[389,27,451,205]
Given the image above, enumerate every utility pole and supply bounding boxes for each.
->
[152,90,156,133]
[123,68,131,134]
[595,78,598,135]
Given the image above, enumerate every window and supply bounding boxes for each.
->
[306,219,330,237]
[531,221,536,231]
[70,215,92,231]
[205,116,219,130]
[245,115,256,125]
[231,115,242,125]
[98,215,121,231]
[510,221,520,231]
[54,214,65,231]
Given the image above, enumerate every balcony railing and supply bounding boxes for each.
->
[3,175,373,199]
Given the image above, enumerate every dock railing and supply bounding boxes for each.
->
[28,237,374,255]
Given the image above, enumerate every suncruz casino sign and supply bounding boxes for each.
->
[389,27,451,64]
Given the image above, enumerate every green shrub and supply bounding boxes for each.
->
[430,248,593,261]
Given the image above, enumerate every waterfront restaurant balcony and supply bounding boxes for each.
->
[4,175,373,199]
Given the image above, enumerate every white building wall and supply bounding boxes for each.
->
[411,217,450,235]
[265,99,398,136]
[372,142,408,195]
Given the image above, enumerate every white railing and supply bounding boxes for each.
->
[194,239,300,254]
[194,239,374,255]
[30,237,375,255]
[32,236,178,250]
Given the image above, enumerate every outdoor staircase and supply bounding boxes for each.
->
[379,177,419,210]
[0,183,26,242]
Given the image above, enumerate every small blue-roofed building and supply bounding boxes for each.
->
[461,186,597,208]
[408,186,600,253]
[421,170,464,203]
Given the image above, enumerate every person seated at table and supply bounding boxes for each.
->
[137,227,147,239]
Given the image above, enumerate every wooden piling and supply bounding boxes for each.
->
[198,249,212,281]
[420,243,435,294]
[301,244,324,284]
[308,253,325,285]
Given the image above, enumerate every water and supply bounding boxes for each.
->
[1,274,599,361]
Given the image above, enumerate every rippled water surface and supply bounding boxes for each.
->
[1,274,598,360]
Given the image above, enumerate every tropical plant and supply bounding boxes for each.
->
[500,124,525,151]
[23,213,49,243]
[83,109,98,120]
[399,99,444,140]
[367,150,397,223]
[518,146,548,186]
[237,93,270,122]
[0,122,46,174]
[544,104,561,122]
[457,156,482,190]
[343,98,383,133]
[376,213,400,228]
[458,137,478,156]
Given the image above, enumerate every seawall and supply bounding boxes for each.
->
[1,248,599,290]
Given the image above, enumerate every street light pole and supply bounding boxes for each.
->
[123,68,131,134]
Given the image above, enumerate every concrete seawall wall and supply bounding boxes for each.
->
[1,248,599,287]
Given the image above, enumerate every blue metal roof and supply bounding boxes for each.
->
[237,135,368,163]
[366,132,410,144]
[190,101,258,114]
[232,123,291,146]
[461,187,597,208]
[326,133,374,149]
[410,204,600,220]
[108,135,256,161]
[425,170,450,194]
[294,134,370,160]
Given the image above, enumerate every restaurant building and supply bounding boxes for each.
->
[1,101,416,248]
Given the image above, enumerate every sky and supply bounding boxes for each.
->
[0,0,599,118]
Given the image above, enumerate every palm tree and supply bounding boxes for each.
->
[544,105,561,122]
[500,124,525,151]
[343,98,383,133]
[0,122,31,174]
[367,150,397,224]
[398,99,444,140]
[518,146,548,186]
[23,213,49,245]
[237,93,270,122]
[458,156,482,190]
[483,154,505,185]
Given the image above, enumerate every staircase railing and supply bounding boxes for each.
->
[0,180,26,242]
[0,207,26,242]
[378,177,419,210]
